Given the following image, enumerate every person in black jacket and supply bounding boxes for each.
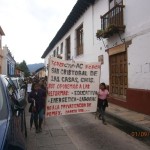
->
[28,82,46,133]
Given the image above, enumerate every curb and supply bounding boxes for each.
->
[106,111,150,132]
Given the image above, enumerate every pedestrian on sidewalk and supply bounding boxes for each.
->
[39,78,47,125]
[27,79,34,130]
[28,82,46,133]
[97,82,109,125]
[27,79,32,95]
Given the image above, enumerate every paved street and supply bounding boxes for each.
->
[25,108,150,150]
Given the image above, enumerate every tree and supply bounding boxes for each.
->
[18,60,30,77]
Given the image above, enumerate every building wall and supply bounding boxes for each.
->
[45,0,109,84]
[107,0,150,115]
[44,0,150,115]
[124,0,150,90]
[109,88,150,115]
[2,46,7,75]
[128,32,150,90]
[103,0,150,90]
[2,46,15,76]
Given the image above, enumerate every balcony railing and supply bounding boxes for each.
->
[101,4,125,32]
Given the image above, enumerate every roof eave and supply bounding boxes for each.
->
[0,26,5,36]
[41,0,95,58]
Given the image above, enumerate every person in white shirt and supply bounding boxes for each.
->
[27,80,32,94]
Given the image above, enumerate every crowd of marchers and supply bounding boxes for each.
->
[24,76,47,133]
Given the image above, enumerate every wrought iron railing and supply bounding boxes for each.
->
[101,4,125,31]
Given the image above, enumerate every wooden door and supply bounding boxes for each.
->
[109,51,127,99]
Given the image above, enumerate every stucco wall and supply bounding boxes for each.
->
[124,0,150,39]
[44,0,150,90]
[124,0,150,90]
[106,0,150,90]
[128,32,150,90]
[43,0,150,115]
[45,0,110,85]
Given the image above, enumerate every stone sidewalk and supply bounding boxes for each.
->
[25,106,77,150]
[106,103,150,132]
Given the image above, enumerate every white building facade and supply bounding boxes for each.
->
[0,26,5,74]
[42,0,150,115]
[2,45,16,76]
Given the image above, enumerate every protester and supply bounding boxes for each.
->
[39,78,47,91]
[27,79,32,95]
[97,82,109,125]
[28,82,46,133]
[27,80,34,130]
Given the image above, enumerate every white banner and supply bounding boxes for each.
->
[45,57,101,117]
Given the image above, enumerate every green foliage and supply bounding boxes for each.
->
[17,60,30,77]
[96,29,104,39]
[96,24,119,39]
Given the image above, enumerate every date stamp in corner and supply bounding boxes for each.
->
[130,131,150,137]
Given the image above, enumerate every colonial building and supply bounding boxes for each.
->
[35,66,46,78]
[0,26,5,74]
[2,45,16,76]
[41,0,150,115]
[15,67,24,79]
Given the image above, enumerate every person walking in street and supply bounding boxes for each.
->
[27,79,35,130]
[97,82,109,125]
[28,82,46,133]
[27,79,32,95]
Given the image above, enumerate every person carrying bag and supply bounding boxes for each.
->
[97,82,109,125]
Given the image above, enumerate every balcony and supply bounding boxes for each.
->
[97,4,125,39]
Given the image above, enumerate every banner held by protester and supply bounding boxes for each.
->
[45,57,101,117]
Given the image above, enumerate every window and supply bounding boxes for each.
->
[57,47,59,55]
[76,24,83,56]
[66,36,71,60]
[53,50,56,57]
[109,0,123,9]
[60,42,63,54]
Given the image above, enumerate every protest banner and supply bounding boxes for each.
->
[45,57,101,117]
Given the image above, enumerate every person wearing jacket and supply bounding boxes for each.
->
[28,82,46,133]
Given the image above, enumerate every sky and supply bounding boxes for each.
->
[0,0,77,64]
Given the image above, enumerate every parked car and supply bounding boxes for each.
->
[10,77,26,100]
[0,75,27,150]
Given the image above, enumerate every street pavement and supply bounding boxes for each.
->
[25,103,150,150]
